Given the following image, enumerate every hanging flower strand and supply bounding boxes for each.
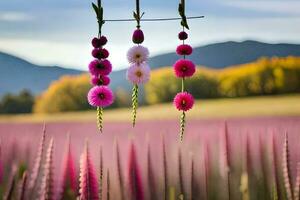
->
[126,0,150,127]
[87,0,114,133]
[173,0,196,141]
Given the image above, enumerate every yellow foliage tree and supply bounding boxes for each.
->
[145,57,300,104]
[34,74,91,113]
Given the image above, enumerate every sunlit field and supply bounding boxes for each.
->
[0,94,299,123]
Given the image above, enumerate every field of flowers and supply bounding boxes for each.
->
[0,116,300,199]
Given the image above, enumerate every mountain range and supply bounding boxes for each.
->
[1,40,300,96]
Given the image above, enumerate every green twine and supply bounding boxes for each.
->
[132,84,139,127]
[97,106,103,133]
[180,111,186,142]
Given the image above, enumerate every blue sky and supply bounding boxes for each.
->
[0,0,299,70]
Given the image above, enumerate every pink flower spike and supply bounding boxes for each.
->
[60,135,77,196]
[91,75,110,86]
[79,141,99,200]
[0,140,3,184]
[88,59,112,76]
[176,44,193,56]
[126,63,151,85]
[173,92,194,111]
[40,138,55,200]
[128,143,144,200]
[87,86,114,107]
[173,59,196,78]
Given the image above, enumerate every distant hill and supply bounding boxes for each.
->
[1,40,300,96]
[149,40,300,69]
[0,52,83,96]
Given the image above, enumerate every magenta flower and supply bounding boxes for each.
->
[91,75,110,86]
[173,92,194,111]
[127,63,151,84]
[88,59,112,76]
[178,31,188,40]
[173,59,196,78]
[87,86,114,107]
[132,29,144,44]
[176,44,193,56]
[91,48,109,59]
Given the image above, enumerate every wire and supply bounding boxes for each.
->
[104,16,204,22]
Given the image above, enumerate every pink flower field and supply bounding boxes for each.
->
[0,116,300,199]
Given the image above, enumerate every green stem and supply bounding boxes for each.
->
[97,106,103,133]
[132,84,139,127]
[180,111,186,141]
[181,78,185,92]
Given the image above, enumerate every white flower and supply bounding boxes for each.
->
[127,45,149,64]
[126,63,151,84]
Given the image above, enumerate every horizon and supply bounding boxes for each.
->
[0,0,299,70]
[1,39,300,71]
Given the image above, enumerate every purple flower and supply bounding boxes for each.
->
[91,37,101,48]
[132,29,144,44]
[88,59,112,76]
[87,86,114,107]
[99,36,108,46]
[91,75,110,86]
[178,31,188,40]
[91,48,109,59]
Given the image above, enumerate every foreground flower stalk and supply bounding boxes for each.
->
[173,0,196,141]
[126,0,151,127]
[87,0,114,133]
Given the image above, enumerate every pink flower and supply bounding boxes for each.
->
[178,31,188,40]
[127,45,149,64]
[173,59,196,78]
[176,44,193,56]
[132,29,144,44]
[91,48,109,59]
[173,92,194,111]
[127,63,151,84]
[91,75,110,86]
[87,86,114,107]
[88,59,112,76]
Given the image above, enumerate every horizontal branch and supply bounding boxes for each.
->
[104,16,204,22]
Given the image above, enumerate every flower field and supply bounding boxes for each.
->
[0,116,300,199]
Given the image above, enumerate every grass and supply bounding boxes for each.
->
[0,94,300,123]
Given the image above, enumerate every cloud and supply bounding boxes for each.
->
[223,0,300,16]
[0,12,33,21]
